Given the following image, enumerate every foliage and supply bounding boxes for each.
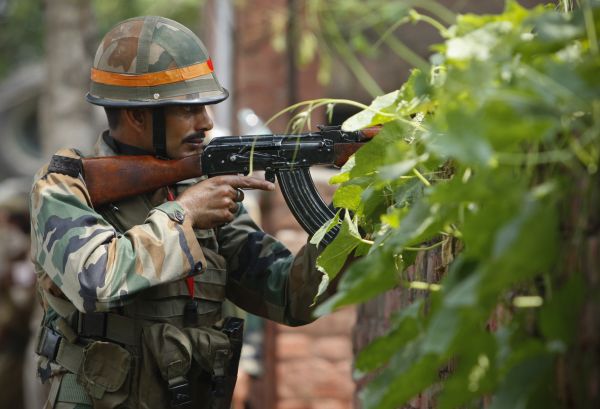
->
[269,0,457,97]
[0,0,43,79]
[0,0,204,80]
[92,0,204,35]
[311,1,600,407]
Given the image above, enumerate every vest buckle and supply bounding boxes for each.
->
[36,326,62,361]
[168,379,192,409]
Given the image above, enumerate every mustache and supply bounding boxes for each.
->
[182,131,206,143]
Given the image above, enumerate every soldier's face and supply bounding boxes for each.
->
[163,105,213,159]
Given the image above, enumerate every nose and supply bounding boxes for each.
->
[195,107,213,132]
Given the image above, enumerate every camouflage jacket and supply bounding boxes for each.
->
[30,132,324,326]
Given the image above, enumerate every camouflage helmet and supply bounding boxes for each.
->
[86,16,228,107]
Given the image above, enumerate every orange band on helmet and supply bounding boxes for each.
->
[91,60,214,87]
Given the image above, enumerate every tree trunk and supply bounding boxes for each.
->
[353,239,457,409]
[40,0,100,157]
[560,171,600,407]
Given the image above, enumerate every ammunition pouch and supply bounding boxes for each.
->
[36,326,131,408]
[78,341,131,408]
[37,316,244,409]
[139,317,244,409]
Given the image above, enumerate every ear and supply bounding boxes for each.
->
[122,108,150,134]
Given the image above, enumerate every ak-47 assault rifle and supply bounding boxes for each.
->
[82,125,380,244]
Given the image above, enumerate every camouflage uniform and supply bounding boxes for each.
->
[30,16,327,409]
[30,137,324,408]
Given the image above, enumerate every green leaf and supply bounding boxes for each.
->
[377,156,422,181]
[444,272,481,308]
[384,200,444,250]
[533,10,585,43]
[453,0,533,35]
[446,21,509,62]
[488,353,554,409]
[313,273,330,305]
[315,247,399,315]
[437,331,498,409]
[539,273,585,344]
[420,306,461,355]
[360,351,440,409]
[329,155,355,184]
[355,300,423,372]
[310,209,342,247]
[427,108,495,166]
[332,184,364,211]
[349,121,407,179]
[342,90,400,131]
[488,189,559,278]
[394,68,435,116]
[315,211,362,280]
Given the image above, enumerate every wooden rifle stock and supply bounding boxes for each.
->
[333,126,380,167]
[83,154,202,207]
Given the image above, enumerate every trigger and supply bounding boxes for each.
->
[265,169,276,183]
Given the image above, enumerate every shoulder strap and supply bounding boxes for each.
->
[48,154,83,178]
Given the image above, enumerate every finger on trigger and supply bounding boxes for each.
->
[237,176,275,191]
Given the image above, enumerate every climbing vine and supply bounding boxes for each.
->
[308,1,599,407]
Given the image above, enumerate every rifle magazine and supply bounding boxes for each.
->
[276,168,339,246]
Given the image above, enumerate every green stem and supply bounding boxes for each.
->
[582,0,599,56]
[416,0,456,24]
[373,16,410,49]
[404,239,446,251]
[412,168,431,186]
[267,98,426,132]
[323,16,384,96]
[409,10,449,37]
[267,99,370,126]
[376,26,430,72]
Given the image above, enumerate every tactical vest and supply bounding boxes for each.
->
[37,188,242,409]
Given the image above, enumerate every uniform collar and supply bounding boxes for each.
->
[102,132,154,156]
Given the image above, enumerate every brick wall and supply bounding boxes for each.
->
[234,0,325,133]
[243,168,356,409]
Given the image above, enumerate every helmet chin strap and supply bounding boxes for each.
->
[152,107,168,159]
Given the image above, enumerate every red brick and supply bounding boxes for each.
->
[313,336,353,361]
[310,359,355,399]
[278,307,356,336]
[276,360,314,399]
[277,358,355,400]
[277,333,312,360]
[311,399,350,409]
[334,360,353,378]
[277,399,312,409]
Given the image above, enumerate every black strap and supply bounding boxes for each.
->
[152,107,168,159]
[48,155,83,178]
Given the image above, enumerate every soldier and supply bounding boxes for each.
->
[30,16,339,409]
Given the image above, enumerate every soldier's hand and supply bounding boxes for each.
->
[176,175,275,229]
